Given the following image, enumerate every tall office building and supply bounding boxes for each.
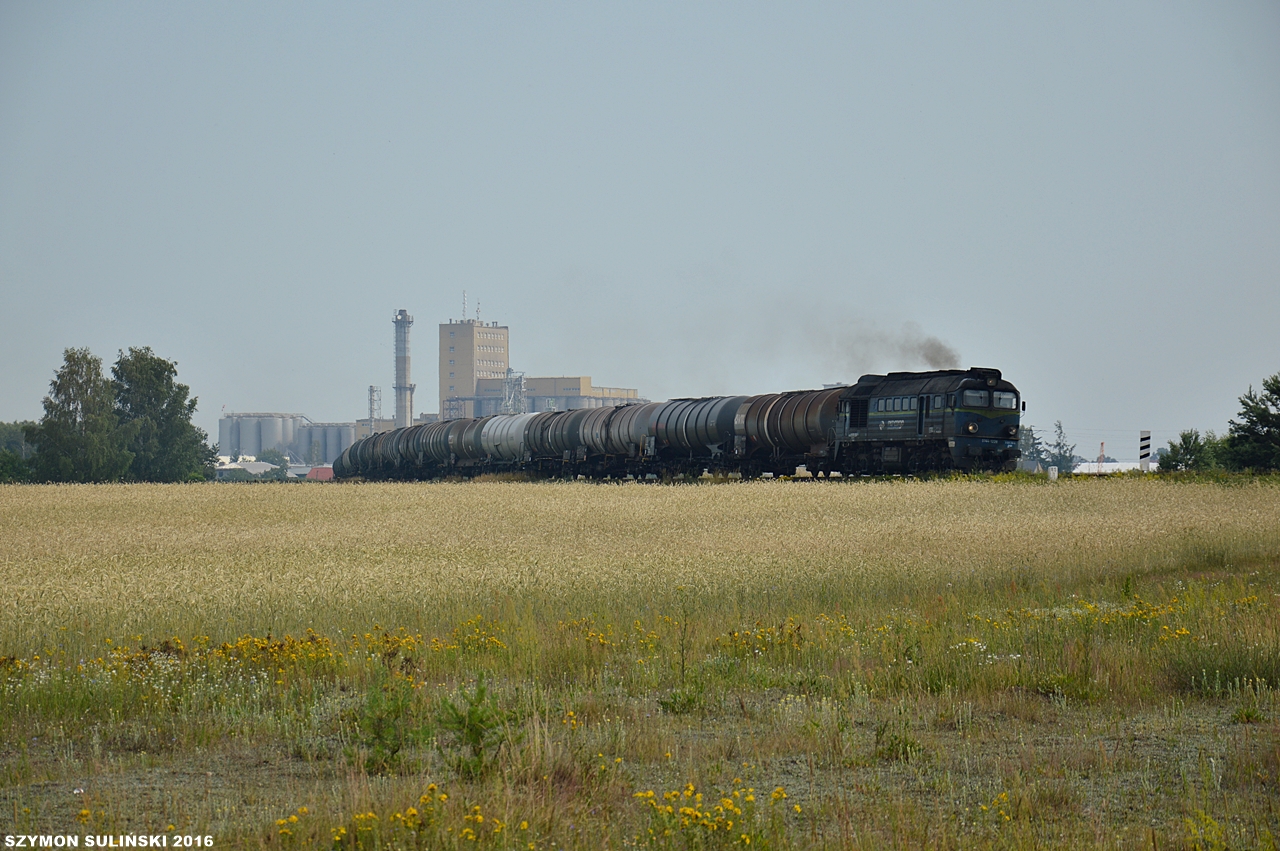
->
[440,319,510,420]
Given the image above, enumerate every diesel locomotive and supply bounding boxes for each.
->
[333,366,1021,480]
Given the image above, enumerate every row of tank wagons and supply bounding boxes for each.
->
[333,387,847,479]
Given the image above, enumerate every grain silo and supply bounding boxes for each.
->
[260,417,284,453]
[325,426,342,463]
[218,418,238,458]
[239,417,261,457]
[280,416,298,450]
[294,425,313,460]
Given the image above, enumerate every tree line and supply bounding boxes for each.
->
[4,355,1278,483]
[0,347,215,483]
[1018,370,1280,473]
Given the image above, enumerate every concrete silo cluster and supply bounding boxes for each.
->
[217,414,356,465]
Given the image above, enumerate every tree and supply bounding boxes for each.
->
[0,450,29,482]
[256,447,289,467]
[1044,420,1077,473]
[0,421,35,483]
[1017,424,1047,471]
[1161,429,1225,472]
[0,421,36,458]
[112,347,216,482]
[256,447,291,480]
[24,348,136,482]
[1224,372,1280,471]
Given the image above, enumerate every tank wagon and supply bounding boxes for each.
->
[333,367,1021,480]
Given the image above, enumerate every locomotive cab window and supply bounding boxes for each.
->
[909,397,917,410]
[993,391,1018,410]
[933,395,943,409]
[962,390,989,408]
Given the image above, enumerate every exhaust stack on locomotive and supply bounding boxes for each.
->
[334,367,1021,480]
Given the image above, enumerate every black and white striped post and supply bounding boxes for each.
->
[1140,430,1151,472]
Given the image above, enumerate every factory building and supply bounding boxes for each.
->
[218,307,644,459]
[439,318,510,419]
[438,315,644,420]
[355,417,397,440]
[474,375,640,414]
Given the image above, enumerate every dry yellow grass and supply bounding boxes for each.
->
[1,477,1278,848]
[3,478,1276,649]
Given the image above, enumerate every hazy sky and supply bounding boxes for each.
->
[2,2,1277,458]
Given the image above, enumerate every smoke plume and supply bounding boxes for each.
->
[901,326,961,369]
[815,320,960,381]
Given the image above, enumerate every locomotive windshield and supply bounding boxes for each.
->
[993,391,1018,410]
[962,390,989,407]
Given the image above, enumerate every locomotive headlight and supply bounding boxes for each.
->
[965,422,978,434]
[1006,425,1019,437]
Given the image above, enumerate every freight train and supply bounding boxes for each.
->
[333,367,1022,481]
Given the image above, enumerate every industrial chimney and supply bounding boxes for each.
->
[393,309,415,428]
